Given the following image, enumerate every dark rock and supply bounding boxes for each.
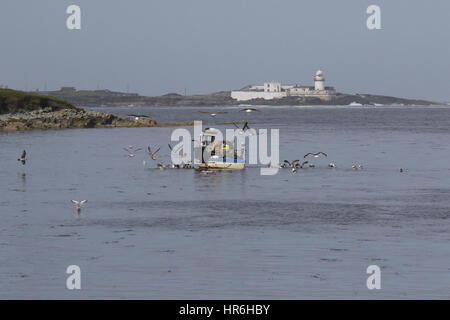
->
[0,108,159,131]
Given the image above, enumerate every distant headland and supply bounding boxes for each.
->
[34,82,438,108]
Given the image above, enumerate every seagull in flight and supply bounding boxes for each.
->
[71,200,87,213]
[17,150,27,165]
[147,146,160,160]
[168,143,187,158]
[233,121,258,136]
[299,161,309,168]
[233,121,250,131]
[240,108,260,113]
[199,111,227,118]
[283,160,300,167]
[283,160,302,169]
[304,152,328,159]
[283,160,307,174]
[128,114,150,120]
[123,147,142,157]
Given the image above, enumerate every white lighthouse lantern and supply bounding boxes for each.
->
[314,70,325,91]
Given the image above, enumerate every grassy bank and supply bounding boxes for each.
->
[0,88,77,114]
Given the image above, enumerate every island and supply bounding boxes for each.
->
[34,70,438,107]
[34,86,437,107]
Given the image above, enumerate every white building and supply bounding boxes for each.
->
[231,70,336,101]
[314,70,325,91]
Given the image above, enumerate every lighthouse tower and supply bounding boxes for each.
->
[314,70,325,91]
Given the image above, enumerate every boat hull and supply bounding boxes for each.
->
[199,157,245,170]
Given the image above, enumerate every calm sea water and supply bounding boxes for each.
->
[1,105,450,299]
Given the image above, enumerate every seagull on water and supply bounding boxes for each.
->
[71,200,87,213]
[304,152,328,159]
[157,161,170,170]
[352,164,363,170]
[182,161,192,169]
[17,150,27,165]
[267,162,283,169]
[328,163,336,168]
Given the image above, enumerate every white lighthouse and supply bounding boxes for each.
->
[314,70,325,91]
[230,68,336,101]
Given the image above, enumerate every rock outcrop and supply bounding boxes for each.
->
[0,108,158,131]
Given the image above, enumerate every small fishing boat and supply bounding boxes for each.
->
[196,128,245,170]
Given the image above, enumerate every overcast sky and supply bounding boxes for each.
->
[0,0,449,101]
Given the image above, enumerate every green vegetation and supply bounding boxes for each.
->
[0,88,77,114]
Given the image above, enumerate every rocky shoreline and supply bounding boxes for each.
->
[0,107,162,131]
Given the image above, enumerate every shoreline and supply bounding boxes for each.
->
[2,103,448,132]
[0,108,194,132]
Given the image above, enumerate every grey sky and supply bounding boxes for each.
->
[0,0,449,101]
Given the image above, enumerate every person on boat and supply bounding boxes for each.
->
[222,140,229,152]
[210,140,231,160]
[210,140,226,155]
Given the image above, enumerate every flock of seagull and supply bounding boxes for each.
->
[124,144,193,170]
[270,152,328,173]
[14,106,407,213]
[122,143,367,175]
[121,108,262,170]
[268,152,365,174]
